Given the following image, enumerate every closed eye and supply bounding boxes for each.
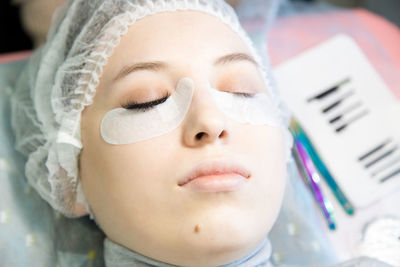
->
[122,93,170,111]
[121,91,253,111]
[230,92,256,98]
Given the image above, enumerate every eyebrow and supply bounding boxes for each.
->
[113,52,258,82]
[113,61,167,82]
[214,52,258,67]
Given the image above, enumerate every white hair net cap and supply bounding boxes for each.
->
[11,0,292,217]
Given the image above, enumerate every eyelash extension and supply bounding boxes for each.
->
[122,93,170,111]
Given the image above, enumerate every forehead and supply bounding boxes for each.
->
[105,10,252,70]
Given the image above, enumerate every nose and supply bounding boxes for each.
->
[182,85,230,147]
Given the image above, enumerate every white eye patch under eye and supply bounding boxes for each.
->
[100,77,194,145]
[100,77,281,145]
[208,86,281,126]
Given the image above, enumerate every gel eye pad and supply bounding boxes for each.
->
[100,77,194,145]
[208,87,280,126]
[100,77,280,145]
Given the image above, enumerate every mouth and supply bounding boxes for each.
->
[178,159,251,193]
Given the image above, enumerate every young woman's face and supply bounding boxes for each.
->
[80,11,286,267]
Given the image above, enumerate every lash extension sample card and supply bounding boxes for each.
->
[274,34,400,208]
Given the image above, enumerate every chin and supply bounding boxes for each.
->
[179,231,266,267]
[176,206,270,267]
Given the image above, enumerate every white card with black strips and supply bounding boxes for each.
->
[273,34,400,208]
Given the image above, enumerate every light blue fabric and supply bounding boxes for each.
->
[0,60,105,267]
[268,161,338,266]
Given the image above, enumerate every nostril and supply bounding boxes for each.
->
[219,130,227,138]
[195,132,205,140]
[195,130,227,141]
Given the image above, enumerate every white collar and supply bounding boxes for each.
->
[104,236,273,267]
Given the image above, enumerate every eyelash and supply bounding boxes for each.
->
[231,92,255,98]
[122,93,170,111]
[121,91,254,111]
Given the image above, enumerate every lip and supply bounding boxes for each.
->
[178,159,251,192]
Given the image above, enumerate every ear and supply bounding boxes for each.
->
[70,181,90,217]
[71,201,89,217]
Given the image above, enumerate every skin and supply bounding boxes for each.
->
[80,11,286,267]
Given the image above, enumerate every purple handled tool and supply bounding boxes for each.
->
[295,139,336,230]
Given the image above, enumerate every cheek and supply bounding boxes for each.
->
[80,106,176,215]
[95,139,175,194]
[238,125,287,210]
[254,126,286,188]
[80,129,180,233]
[235,124,286,167]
